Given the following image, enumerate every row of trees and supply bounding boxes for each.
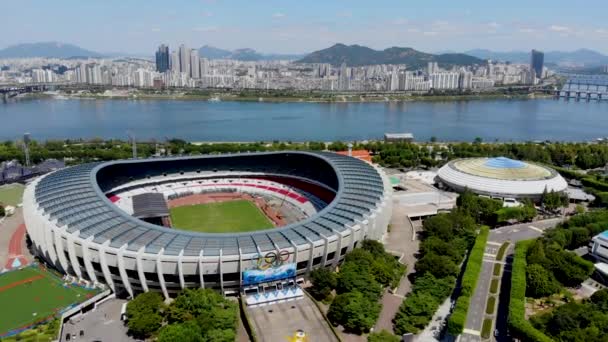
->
[308,240,406,334]
[523,211,606,299]
[530,289,608,341]
[125,288,237,342]
[6,138,608,172]
[393,209,477,334]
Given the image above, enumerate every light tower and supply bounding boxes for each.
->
[23,133,31,167]
[347,143,353,157]
[127,131,137,159]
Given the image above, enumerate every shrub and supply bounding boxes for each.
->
[490,278,499,294]
[486,296,496,314]
[507,240,553,342]
[496,242,509,261]
[493,264,501,276]
[481,319,493,339]
[446,226,488,335]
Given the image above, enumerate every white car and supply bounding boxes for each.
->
[502,198,522,208]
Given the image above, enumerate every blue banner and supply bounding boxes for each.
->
[242,263,296,286]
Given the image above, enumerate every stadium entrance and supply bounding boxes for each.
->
[241,250,303,307]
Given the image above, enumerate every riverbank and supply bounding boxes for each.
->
[49,91,552,103]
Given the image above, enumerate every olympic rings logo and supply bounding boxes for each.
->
[253,250,290,270]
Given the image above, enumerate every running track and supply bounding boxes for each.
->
[0,275,43,292]
[4,224,28,270]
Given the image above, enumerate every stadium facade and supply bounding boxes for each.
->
[436,157,568,199]
[23,152,392,298]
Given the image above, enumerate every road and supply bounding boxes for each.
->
[460,218,562,342]
[374,199,420,333]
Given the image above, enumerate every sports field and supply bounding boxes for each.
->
[0,266,98,336]
[170,200,274,233]
[0,183,25,206]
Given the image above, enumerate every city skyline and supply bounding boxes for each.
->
[1,0,608,55]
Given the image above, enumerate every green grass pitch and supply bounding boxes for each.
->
[0,266,99,336]
[170,200,274,233]
[0,183,25,207]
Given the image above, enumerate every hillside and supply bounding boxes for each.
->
[465,48,608,66]
[0,42,104,58]
[297,44,484,67]
[198,45,304,61]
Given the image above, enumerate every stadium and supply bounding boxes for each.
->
[436,157,568,199]
[22,151,392,301]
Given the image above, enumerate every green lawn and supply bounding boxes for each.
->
[0,267,98,336]
[170,200,274,233]
[0,183,25,206]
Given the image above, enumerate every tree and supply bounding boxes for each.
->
[412,273,455,299]
[526,264,561,298]
[204,329,236,342]
[158,322,203,342]
[415,253,458,279]
[127,312,163,338]
[168,288,234,324]
[327,291,380,334]
[337,261,382,300]
[541,189,568,212]
[368,330,400,342]
[420,236,468,264]
[393,291,439,334]
[0,205,4,218]
[308,267,337,300]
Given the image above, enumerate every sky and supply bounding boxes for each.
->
[2,0,607,55]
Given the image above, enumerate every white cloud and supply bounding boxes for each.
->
[406,28,420,33]
[423,31,439,36]
[336,11,352,18]
[272,12,286,18]
[151,28,161,32]
[518,28,536,33]
[549,25,570,32]
[193,26,219,32]
[596,28,608,34]
[488,22,500,29]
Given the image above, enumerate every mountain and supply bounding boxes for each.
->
[199,45,232,59]
[198,45,304,61]
[0,42,104,58]
[297,44,484,67]
[464,49,608,66]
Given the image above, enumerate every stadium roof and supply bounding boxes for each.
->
[33,151,386,257]
[437,157,568,197]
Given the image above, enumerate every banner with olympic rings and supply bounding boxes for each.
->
[242,250,295,285]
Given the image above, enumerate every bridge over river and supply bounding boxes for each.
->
[556,74,608,101]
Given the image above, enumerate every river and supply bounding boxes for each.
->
[1,97,607,142]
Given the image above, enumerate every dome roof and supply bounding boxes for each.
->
[437,157,568,198]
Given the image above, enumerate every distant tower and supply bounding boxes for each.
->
[23,133,31,167]
[530,49,544,80]
[128,131,137,159]
[155,44,170,73]
[347,143,353,157]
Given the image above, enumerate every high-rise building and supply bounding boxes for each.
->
[155,44,170,73]
[190,49,200,79]
[170,51,180,72]
[179,44,191,75]
[530,50,544,79]
[200,58,210,77]
[338,62,349,90]
[427,62,439,75]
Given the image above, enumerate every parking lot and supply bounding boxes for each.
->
[246,296,338,342]
[61,298,136,342]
